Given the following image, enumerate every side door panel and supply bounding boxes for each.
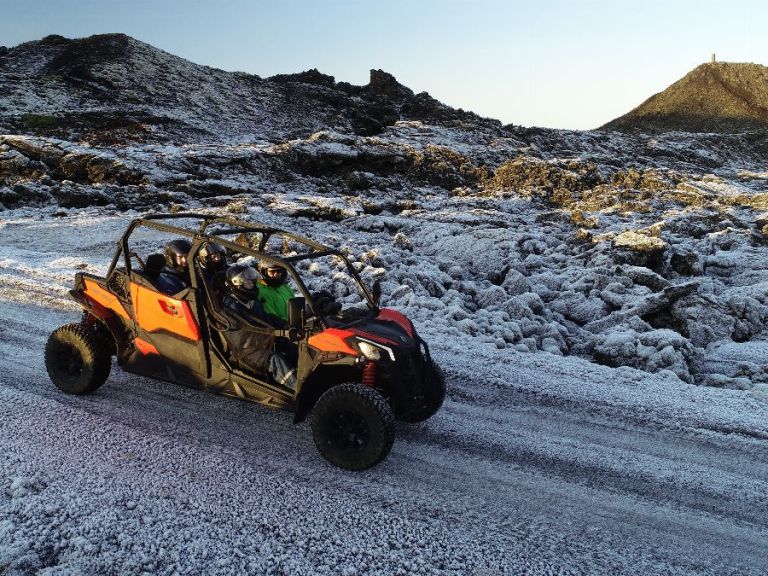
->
[131,283,200,341]
[128,280,204,380]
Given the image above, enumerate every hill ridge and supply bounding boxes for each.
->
[0,33,499,143]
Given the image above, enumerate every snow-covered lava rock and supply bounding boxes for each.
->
[3,122,767,391]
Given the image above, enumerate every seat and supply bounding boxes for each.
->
[143,253,166,282]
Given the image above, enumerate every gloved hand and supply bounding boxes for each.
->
[311,291,340,315]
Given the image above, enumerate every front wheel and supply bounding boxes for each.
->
[312,383,395,470]
[45,323,112,395]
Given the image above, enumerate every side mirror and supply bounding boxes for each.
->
[287,297,305,330]
[371,280,382,306]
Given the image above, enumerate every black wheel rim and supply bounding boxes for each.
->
[327,410,370,452]
[53,341,84,380]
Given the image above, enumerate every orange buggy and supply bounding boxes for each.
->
[45,214,444,469]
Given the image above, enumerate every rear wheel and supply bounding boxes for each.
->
[399,360,446,423]
[312,383,395,470]
[45,323,112,395]
[80,312,116,356]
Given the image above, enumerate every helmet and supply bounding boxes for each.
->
[198,242,227,272]
[257,261,288,288]
[164,239,191,274]
[226,264,260,299]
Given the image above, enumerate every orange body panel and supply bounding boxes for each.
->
[134,337,159,355]
[308,328,357,356]
[130,282,200,341]
[82,278,129,319]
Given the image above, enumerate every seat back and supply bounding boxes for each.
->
[143,253,166,281]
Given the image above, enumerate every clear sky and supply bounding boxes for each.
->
[1,0,766,130]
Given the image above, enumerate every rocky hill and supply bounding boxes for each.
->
[602,61,768,133]
[0,33,497,143]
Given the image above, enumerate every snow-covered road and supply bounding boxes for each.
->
[2,212,768,575]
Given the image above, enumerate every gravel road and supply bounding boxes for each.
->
[2,298,767,576]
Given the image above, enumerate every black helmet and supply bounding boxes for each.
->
[198,242,227,271]
[225,264,260,299]
[257,261,287,288]
[164,239,192,273]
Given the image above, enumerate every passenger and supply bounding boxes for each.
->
[139,253,178,295]
[222,264,296,390]
[162,239,192,291]
[197,241,228,288]
[255,261,295,323]
[256,261,300,364]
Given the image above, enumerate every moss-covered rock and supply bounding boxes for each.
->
[20,114,59,132]
[410,145,488,189]
[486,156,600,203]
[614,230,668,252]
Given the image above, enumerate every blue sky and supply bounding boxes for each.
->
[1,0,765,129]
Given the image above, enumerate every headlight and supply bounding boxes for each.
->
[357,340,381,360]
[355,338,395,361]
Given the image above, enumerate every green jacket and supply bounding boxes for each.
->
[256,283,295,321]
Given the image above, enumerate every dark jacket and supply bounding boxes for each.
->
[221,293,274,376]
[155,271,187,295]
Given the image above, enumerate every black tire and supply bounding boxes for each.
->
[312,383,395,470]
[398,361,446,423]
[80,312,117,356]
[45,323,112,395]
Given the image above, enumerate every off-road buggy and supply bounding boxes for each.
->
[45,213,444,470]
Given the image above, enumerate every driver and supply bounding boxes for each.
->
[222,264,296,390]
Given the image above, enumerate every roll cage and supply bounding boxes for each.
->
[106,212,379,321]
